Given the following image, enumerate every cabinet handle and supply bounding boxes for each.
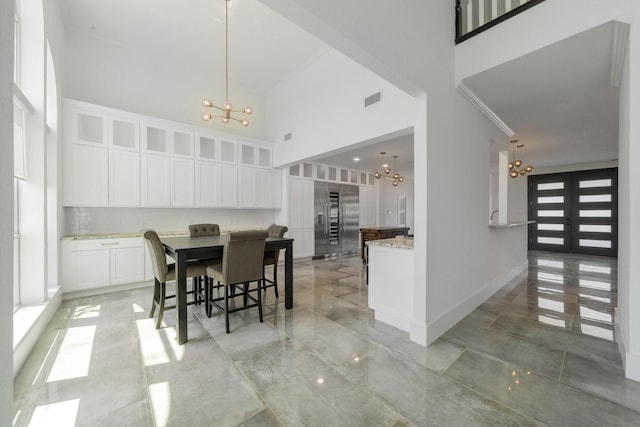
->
[100,242,120,246]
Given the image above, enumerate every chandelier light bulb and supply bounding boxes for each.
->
[398,176,404,182]
[243,106,252,115]
[508,162,514,169]
[525,165,533,172]
[201,113,213,121]
[221,117,230,124]
[393,180,398,187]
[224,102,233,111]
[393,173,399,179]
[384,167,391,175]
[374,172,381,179]
[520,169,527,175]
[510,170,518,178]
[240,118,249,127]
[514,159,523,168]
[202,99,214,108]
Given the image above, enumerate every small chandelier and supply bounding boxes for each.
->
[201,0,252,127]
[508,139,533,178]
[373,152,405,186]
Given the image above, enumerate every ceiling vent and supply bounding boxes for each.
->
[284,132,292,142]
[364,90,382,108]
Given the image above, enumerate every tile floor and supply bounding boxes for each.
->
[13,251,640,426]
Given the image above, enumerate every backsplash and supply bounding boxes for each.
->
[63,207,279,235]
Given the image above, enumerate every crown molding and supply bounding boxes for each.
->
[609,21,629,88]
[457,81,515,138]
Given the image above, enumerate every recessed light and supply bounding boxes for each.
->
[382,164,389,168]
[353,157,360,162]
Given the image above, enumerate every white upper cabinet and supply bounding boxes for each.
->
[109,150,140,206]
[63,99,281,209]
[196,133,217,162]
[219,139,236,164]
[64,144,109,206]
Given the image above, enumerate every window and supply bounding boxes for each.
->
[14,0,20,86]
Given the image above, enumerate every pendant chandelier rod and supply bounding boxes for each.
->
[201,0,252,127]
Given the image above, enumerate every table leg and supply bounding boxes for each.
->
[284,241,293,309]
[176,251,188,344]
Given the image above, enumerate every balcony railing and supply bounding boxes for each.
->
[456,0,547,44]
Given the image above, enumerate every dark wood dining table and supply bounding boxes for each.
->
[161,234,294,344]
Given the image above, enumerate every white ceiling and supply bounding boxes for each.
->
[57,2,620,174]
[464,21,620,170]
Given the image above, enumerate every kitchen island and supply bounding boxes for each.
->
[366,236,415,334]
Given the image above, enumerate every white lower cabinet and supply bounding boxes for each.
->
[62,238,147,293]
[288,228,314,259]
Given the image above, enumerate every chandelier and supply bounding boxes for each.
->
[201,0,252,127]
[508,139,533,178]
[373,152,405,186]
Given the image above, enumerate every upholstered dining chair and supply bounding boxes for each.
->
[206,230,268,333]
[143,229,207,329]
[262,224,288,298]
[188,223,222,304]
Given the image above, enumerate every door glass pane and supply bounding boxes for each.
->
[173,132,192,156]
[303,163,313,178]
[328,167,337,181]
[579,224,612,233]
[579,239,612,248]
[199,137,216,160]
[538,182,564,190]
[538,223,564,231]
[316,164,326,180]
[538,237,564,245]
[538,196,563,204]
[579,210,611,218]
[146,127,166,152]
[537,210,564,217]
[579,194,611,203]
[112,120,136,148]
[579,179,612,188]
[350,170,358,184]
[78,113,103,144]
[289,164,300,176]
[340,169,348,182]
[360,172,367,184]
[220,140,235,162]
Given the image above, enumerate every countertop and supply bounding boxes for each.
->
[61,228,264,240]
[366,235,414,250]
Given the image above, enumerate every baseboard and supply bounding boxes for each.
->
[614,310,640,382]
[374,308,411,333]
[13,287,62,378]
[424,259,528,346]
[62,280,152,300]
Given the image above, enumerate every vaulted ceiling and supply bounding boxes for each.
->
[57,1,620,173]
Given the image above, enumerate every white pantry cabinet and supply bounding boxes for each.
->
[62,238,146,293]
[287,178,315,258]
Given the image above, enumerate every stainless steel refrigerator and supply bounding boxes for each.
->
[314,182,359,258]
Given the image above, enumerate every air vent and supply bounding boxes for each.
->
[364,91,382,108]
[284,132,292,141]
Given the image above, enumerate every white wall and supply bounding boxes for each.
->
[63,29,269,141]
[261,0,528,346]
[377,176,414,233]
[0,0,15,420]
[617,1,640,382]
[268,48,417,166]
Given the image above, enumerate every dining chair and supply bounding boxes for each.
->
[188,223,222,304]
[262,224,288,298]
[143,229,207,329]
[206,230,268,333]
